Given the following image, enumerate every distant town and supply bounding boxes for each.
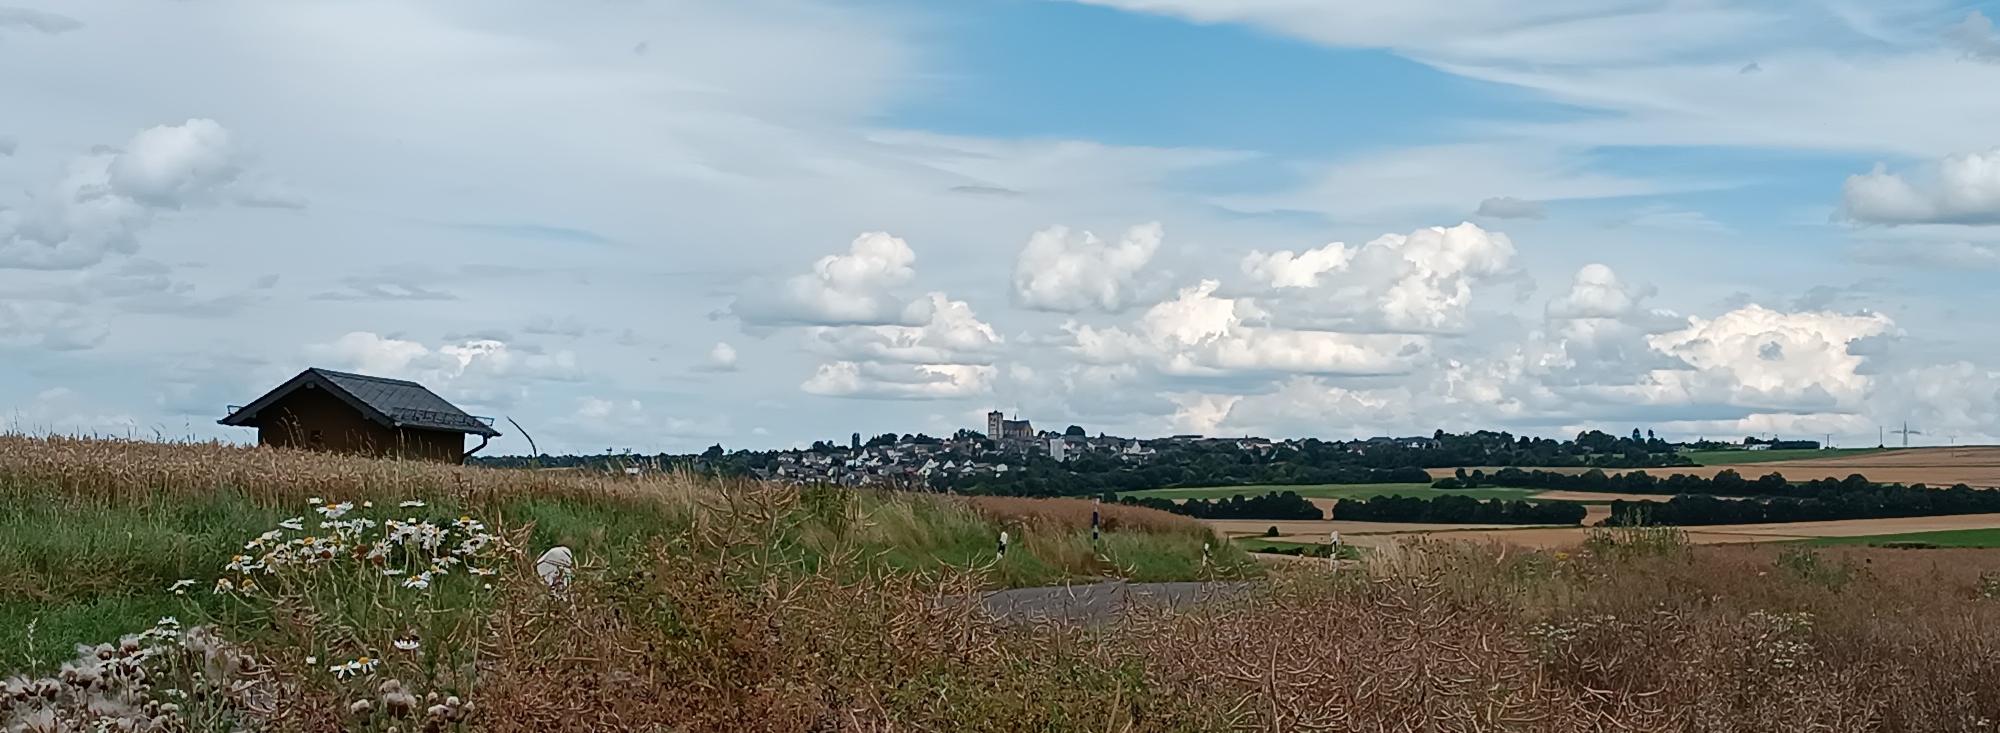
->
[474,411,1827,496]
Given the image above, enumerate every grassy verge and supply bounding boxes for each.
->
[1683,447,1887,465]
[1117,482,1543,502]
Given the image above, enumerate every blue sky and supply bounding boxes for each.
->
[5,0,2000,452]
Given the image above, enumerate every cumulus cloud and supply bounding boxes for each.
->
[806,293,1001,365]
[1012,222,1162,312]
[1546,264,1652,320]
[1475,196,1545,219]
[1630,305,1893,411]
[1948,10,2000,61]
[306,331,579,408]
[798,292,1002,398]
[0,119,253,270]
[0,7,82,34]
[801,361,994,399]
[731,232,920,326]
[1840,149,2000,225]
[1067,280,1426,377]
[701,341,739,372]
[1238,222,1519,333]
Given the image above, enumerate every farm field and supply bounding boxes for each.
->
[1681,447,1887,464]
[1808,528,2000,548]
[1116,482,1539,502]
[1256,512,2000,550]
[1427,446,2000,487]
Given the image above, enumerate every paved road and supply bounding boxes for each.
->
[978,580,1248,623]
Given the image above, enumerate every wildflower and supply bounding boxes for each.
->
[330,656,381,679]
[156,616,180,628]
[278,517,305,531]
[362,500,375,508]
[167,579,195,594]
[306,655,317,665]
[399,500,426,508]
[316,501,355,520]
[401,572,433,590]
[1554,551,1571,561]
[468,567,495,577]
[392,637,420,652]
[382,568,405,576]
[308,496,322,504]
[214,578,235,593]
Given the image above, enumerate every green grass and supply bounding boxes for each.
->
[1806,528,2000,548]
[1117,483,1544,502]
[1683,447,1886,465]
[0,486,1242,672]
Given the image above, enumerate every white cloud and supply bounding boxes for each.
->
[732,232,920,326]
[1012,222,1161,312]
[1547,264,1650,320]
[305,331,578,408]
[1475,196,1545,219]
[0,119,252,270]
[1239,222,1519,333]
[1948,10,2000,61]
[801,361,994,399]
[702,341,739,372]
[1632,305,1893,411]
[1068,280,1427,377]
[806,292,1001,365]
[1841,149,2000,225]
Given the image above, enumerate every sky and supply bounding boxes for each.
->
[5,0,2000,454]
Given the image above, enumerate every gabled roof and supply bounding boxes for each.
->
[219,368,501,437]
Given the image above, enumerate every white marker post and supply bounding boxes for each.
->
[998,530,1010,559]
[1328,530,1341,571]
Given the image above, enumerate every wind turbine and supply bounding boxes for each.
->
[1891,422,1921,448]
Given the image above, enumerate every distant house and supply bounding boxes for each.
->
[219,368,500,464]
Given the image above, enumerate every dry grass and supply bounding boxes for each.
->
[13,437,2000,730]
[963,495,1208,537]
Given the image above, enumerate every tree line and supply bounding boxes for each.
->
[1330,494,1588,525]
[1607,483,1996,526]
[1109,491,1323,520]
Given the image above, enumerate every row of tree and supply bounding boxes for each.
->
[956,462,1432,497]
[1331,494,1588,525]
[1433,467,1956,500]
[1110,491,1323,520]
[1607,483,1998,525]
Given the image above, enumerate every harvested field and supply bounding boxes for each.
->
[1206,517,1550,542]
[1428,447,2000,487]
[1323,512,2000,550]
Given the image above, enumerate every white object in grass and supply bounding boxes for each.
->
[536,546,575,589]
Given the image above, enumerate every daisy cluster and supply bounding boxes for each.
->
[199,498,508,598]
